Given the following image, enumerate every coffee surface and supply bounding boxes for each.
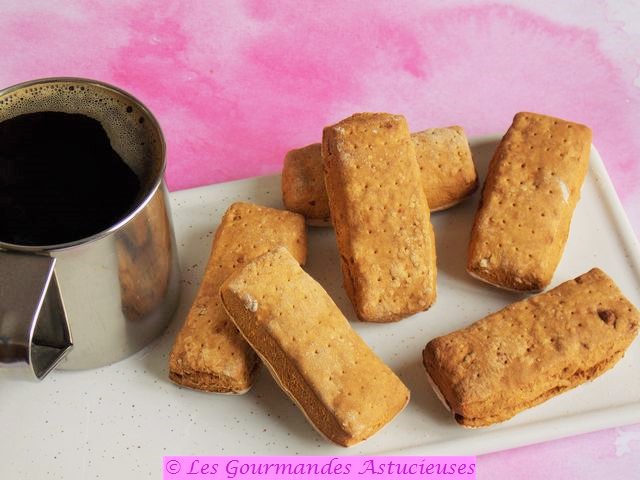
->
[0,112,140,246]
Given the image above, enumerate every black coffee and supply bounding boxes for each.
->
[0,112,140,245]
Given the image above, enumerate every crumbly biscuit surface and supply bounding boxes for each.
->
[168,202,306,393]
[281,127,477,223]
[322,113,437,322]
[220,246,410,446]
[282,143,331,224]
[413,126,477,210]
[468,112,592,291]
[424,268,640,427]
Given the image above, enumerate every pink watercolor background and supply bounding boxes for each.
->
[1,0,639,477]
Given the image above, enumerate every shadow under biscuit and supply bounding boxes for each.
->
[249,371,330,451]
[304,226,360,323]
[138,223,216,384]
[432,202,478,287]
[469,137,498,184]
[395,359,454,428]
[432,138,497,286]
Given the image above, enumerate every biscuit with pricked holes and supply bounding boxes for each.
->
[467,112,591,291]
[220,246,410,447]
[168,202,306,393]
[423,268,640,428]
[322,112,437,322]
[282,126,477,225]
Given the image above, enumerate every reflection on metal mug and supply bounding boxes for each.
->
[0,77,180,379]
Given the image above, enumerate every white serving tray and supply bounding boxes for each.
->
[2,136,640,476]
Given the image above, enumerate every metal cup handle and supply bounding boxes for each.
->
[0,251,72,380]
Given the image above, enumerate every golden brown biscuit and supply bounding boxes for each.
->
[322,113,437,322]
[168,202,306,393]
[281,127,477,224]
[220,246,410,447]
[281,143,331,226]
[467,112,592,291]
[423,268,640,428]
[413,126,477,210]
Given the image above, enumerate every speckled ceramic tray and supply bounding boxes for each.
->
[2,135,640,477]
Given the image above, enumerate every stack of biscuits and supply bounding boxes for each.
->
[168,111,639,446]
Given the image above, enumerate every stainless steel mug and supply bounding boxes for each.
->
[0,78,180,379]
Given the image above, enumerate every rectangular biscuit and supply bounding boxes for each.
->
[168,202,306,393]
[322,113,437,322]
[220,246,410,447]
[281,143,331,225]
[423,268,640,428]
[281,126,477,225]
[413,126,478,210]
[467,112,592,291]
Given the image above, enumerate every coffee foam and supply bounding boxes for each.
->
[0,80,164,199]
